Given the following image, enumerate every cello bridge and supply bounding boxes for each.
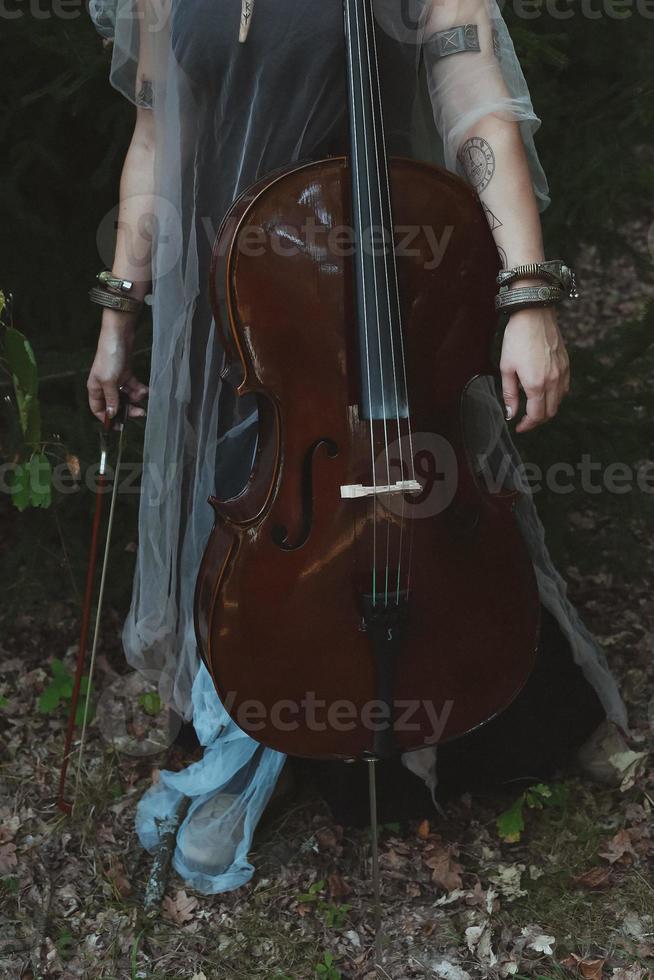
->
[340,479,421,500]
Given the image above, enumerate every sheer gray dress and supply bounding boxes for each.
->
[88,0,629,892]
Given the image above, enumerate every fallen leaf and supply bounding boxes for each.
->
[107,860,132,898]
[465,921,497,965]
[571,866,613,889]
[487,863,527,901]
[561,954,606,979]
[429,959,472,980]
[599,829,638,865]
[327,872,351,899]
[0,817,20,842]
[424,842,464,892]
[0,842,17,874]
[621,911,653,940]
[524,930,556,955]
[417,819,431,840]
[162,889,199,926]
[611,967,648,980]
[608,749,649,792]
[315,827,343,855]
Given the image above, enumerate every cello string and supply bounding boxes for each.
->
[358,0,397,607]
[352,0,390,606]
[346,0,379,603]
[368,0,417,603]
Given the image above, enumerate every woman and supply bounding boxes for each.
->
[86,0,630,893]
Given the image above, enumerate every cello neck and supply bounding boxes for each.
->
[343,0,409,423]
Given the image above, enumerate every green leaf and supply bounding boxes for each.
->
[9,462,31,512]
[4,325,37,395]
[4,325,41,445]
[75,697,95,727]
[8,453,52,511]
[38,683,63,714]
[50,658,68,679]
[138,691,162,717]
[496,794,526,843]
[525,783,552,810]
[28,452,52,508]
[542,782,570,808]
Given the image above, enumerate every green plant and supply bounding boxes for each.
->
[297,880,351,931]
[0,291,52,511]
[55,929,74,960]
[497,782,570,843]
[315,952,341,980]
[138,691,162,717]
[38,657,94,726]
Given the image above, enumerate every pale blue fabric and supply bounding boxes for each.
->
[135,660,286,894]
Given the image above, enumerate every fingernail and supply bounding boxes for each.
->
[107,406,116,418]
[504,405,513,421]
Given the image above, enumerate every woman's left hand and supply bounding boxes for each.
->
[499,303,570,434]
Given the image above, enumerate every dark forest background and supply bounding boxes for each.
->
[1,1,653,618]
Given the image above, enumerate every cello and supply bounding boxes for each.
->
[194,0,539,857]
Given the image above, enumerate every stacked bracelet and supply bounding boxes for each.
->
[89,268,144,315]
[495,284,564,314]
[89,286,143,313]
[494,259,579,315]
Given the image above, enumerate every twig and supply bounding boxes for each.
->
[143,796,191,916]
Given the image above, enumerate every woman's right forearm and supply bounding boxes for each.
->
[102,111,156,332]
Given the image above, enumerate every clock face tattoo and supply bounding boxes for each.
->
[457,137,496,193]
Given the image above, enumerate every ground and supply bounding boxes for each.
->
[1,224,653,980]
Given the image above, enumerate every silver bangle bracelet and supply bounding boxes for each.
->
[96,270,135,294]
[495,284,564,314]
[89,286,143,314]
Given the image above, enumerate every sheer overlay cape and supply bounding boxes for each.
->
[89,0,629,893]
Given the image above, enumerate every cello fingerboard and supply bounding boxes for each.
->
[344,0,410,423]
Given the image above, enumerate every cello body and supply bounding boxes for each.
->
[194,154,541,759]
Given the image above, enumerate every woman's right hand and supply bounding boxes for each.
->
[86,311,149,422]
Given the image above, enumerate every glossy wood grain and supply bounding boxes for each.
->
[194,156,540,759]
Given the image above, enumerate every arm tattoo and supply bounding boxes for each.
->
[136,78,153,109]
[497,245,508,268]
[482,203,503,231]
[456,137,496,193]
[424,24,502,61]
[426,24,480,59]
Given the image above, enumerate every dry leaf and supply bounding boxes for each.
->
[0,842,17,874]
[162,889,199,926]
[579,958,606,979]
[107,860,132,897]
[429,959,472,980]
[611,967,648,980]
[0,817,20,842]
[327,872,351,899]
[561,953,606,979]
[599,829,638,865]
[424,842,463,892]
[488,863,527,901]
[571,866,612,889]
[417,819,431,840]
[315,826,343,855]
[523,930,556,955]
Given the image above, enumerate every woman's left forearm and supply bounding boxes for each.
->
[456,116,570,432]
[456,114,545,273]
